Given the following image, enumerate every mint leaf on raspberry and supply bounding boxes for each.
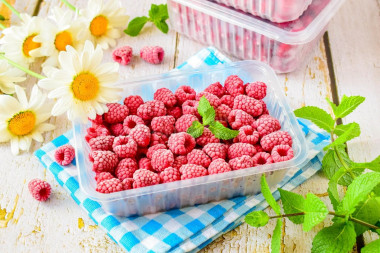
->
[187,121,204,138]
[279,189,305,224]
[272,219,282,253]
[198,96,214,119]
[260,174,281,215]
[245,211,270,227]
[294,106,335,132]
[324,123,360,150]
[332,95,365,119]
[303,193,328,231]
[124,16,149,37]
[208,121,239,140]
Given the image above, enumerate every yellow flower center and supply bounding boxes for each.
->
[89,15,108,37]
[71,72,99,101]
[54,31,73,52]
[8,111,36,136]
[22,34,41,57]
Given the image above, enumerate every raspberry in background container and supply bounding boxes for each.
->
[168,0,346,73]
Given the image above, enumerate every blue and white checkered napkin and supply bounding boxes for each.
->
[35,47,330,253]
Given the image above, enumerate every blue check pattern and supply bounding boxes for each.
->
[35,47,330,253]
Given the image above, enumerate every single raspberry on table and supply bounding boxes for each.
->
[133,169,160,188]
[228,109,255,130]
[229,155,254,170]
[180,164,208,180]
[139,158,153,171]
[271,145,294,162]
[252,152,274,166]
[256,115,281,138]
[90,150,119,173]
[150,132,168,146]
[103,103,129,124]
[175,114,198,132]
[151,116,176,135]
[196,128,220,146]
[167,106,182,119]
[187,149,211,168]
[202,143,228,160]
[112,136,138,158]
[112,46,133,65]
[122,178,134,190]
[215,104,232,121]
[220,95,235,108]
[196,92,221,108]
[55,144,75,166]
[204,81,225,98]
[89,136,115,151]
[208,159,232,175]
[237,125,259,145]
[147,144,167,159]
[233,95,263,117]
[96,178,124,194]
[168,132,196,155]
[160,167,181,183]
[95,172,114,183]
[151,149,174,172]
[172,155,188,169]
[115,158,138,180]
[245,81,267,100]
[260,131,293,152]
[175,85,196,105]
[110,123,127,136]
[228,143,256,159]
[137,100,167,121]
[154,88,177,108]
[140,46,165,64]
[129,124,151,147]
[123,115,144,134]
[28,179,51,202]
[182,100,200,118]
[224,75,245,96]
[124,95,144,115]
[85,125,110,142]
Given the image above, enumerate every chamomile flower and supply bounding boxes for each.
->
[0,85,55,155]
[0,60,26,94]
[38,40,121,123]
[80,0,129,49]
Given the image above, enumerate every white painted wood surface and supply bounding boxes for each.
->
[0,0,378,252]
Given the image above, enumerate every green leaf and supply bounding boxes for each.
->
[124,16,149,37]
[326,97,338,114]
[149,4,168,21]
[186,121,204,138]
[362,239,380,253]
[333,95,365,119]
[352,196,380,235]
[260,175,281,215]
[278,189,305,224]
[303,193,328,231]
[271,219,282,253]
[352,155,380,172]
[327,167,347,211]
[334,123,359,137]
[324,122,360,150]
[153,19,169,34]
[294,106,335,132]
[198,96,214,121]
[208,121,239,140]
[311,222,356,253]
[0,14,5,21]
[202,108,216,126]
[245,211,270,227]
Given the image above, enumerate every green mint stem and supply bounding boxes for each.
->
[0,22,5,29]
[60,0,77,11]
[0,53,46,79]
[269,212,304,219]
[0,0,21,19]
[330,130,356,179]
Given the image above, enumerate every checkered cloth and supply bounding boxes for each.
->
[35,47,330,253]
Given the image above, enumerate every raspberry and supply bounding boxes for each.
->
[196,128,220,146]
[187,149,211,168]
[140,46,165,64]
[260,100,269,115]
[208,159,231,174]
[215,104,232,121]
[151,149,174,172]
[96,178,124,193]
[28,179,51,201]
[147,144,166,159]
[115,158,138,180]
[175,114,198,132]
[202,143,228,160]
[160,167,181,183]
[271,145,294,162]
[89,136,115,151]
[245,81,267,100]
[237,125,259,145]
[122,178,134,190]
[124,95,144,115]
[220,95,235,108]
[112,46,133,65]
[137,100,166,121]
[175,86,196,105]
[228,143,256,159]
[196,92,221,108]
[228,109,254,130]
[90,150,119,173]
[182,100,200,118]
[229,155,254,170]
[129,124,151,147]
[123,115,144,134]
[139,158,153,171]
[90,114,104,125]
[204,82,225,98]
[224,75,244,96]
[233,95,263,117]
[151,116,176,135]
[180,164,208,180]
[95,172,114,183]
[110,123,127,136]
[252,152,274,166]
[112,136,138,158]
[104,103,129,124]
[150,132,168,146]
[154,88,177,108]
[256,115,281,138]
[168,132,196,155]
[54,144,75,166]
[136,147,148,160]
[85,125,110,142]
[167,106,182,119]
[133,169,160,188]
[218,120,228,127]
[260,131,293,152]
[172,155,188,169]
[254,144,265,153]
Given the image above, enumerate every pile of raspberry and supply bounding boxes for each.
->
[85,75,294,194]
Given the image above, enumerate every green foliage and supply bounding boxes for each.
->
[198,96,215,125]
[208,121,239,140]
[186,121,204,138]
[303,193,328,232]
[260,175,281,215]
[244,211,269,227]
[324,122,360,150]
[294,106,335,132]
[272,219,282,253]
[278,189,305,224]
[351,196,380,235]
[362,239,380,253]
[330,95,365,119]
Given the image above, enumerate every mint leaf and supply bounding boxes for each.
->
[208,121,239,140]
[327,167,346,210]
[324,123,360,150]
[303,193,328,231]
[124,16,149,37]
[352,155,380,172]
[260,175,281,215]
[326,97,338,113]
[187,121,204,139]
[0,15,5,21]
[362,239,380,253]
[245,211,270,227]
[334,123,359,136]
[271,219,282,253]
[278,189,305,224]
[198,96,214,120]
[149,4,168,21]
[333,95,365,119]
[311,222,356,253]
[202,108,216,126]
[352,196,380,235]
[294,106,335,132]
[153,20,169,34]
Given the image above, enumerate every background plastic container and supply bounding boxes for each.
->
[74,61,308,217]
[210,0,313,23]
[168,0,346,73]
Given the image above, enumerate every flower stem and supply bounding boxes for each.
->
[0,0,21,19]
[60,0,76,11]
[0,53,46,79]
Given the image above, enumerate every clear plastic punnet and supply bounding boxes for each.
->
[74,61,309,217]
[168,0,346,73]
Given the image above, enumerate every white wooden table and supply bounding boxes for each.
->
[0,0,379,252]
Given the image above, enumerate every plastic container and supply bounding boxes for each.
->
[74,61,308,217]
[210,0,313,22]
[168,0,346,73]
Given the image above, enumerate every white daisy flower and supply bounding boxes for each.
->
[0,85,55,155]
[38,40,122,123]
[80,0,129,49]
[0,60,26,94]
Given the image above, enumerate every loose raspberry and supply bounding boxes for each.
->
[151,149,174,172]
[160,167,181,183]
[28,179,51,201]
[112,136,138,158]
[196,92,221,108]
[252,152,274,166]
[168,132,196,155]
[245,81,267,100]
[220,95,235,108]
[140,46,165,64]
[224,75,244,96]
[215,104,232,121]
[139,158,153,171]
[271,145,294,162]
[254,144,265,153]
[237,126,259,145]
[208,159,231,174]
[233,95,263,117]
[55,144,75,166]
[124,95,144,115]
[89,136,115,151]
[256,115,281,138]
[115,158,138,180]
[196,128,220,146]
[175,114,198,132]
[182,100,200,118]
[180,164,208,180]
[110,123,127,136]
[202,143,228,160]
[112,46,133,65]
[137,100,166,121]
[175,86,196,105]
[204,82,225,98]
[172,155,188,169]
[95,172,114,183]
[167,106,182,119]
[90,150,119,173]
[260,131,293,152]
[187,149,211,168]
[133,169,160,188]
[228,143,256,159]
[147,144,167,159]
[151,116,176,135]
[154,88,177,108]
[123,115,144,134]
[104,103,129,124]
[228,109,255,130]
[229,155,254,170]
[96,178,124,194]
[129,124,151,147]
[122,178,134,190]
[150,132,168,146]
[85,125,110,142]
